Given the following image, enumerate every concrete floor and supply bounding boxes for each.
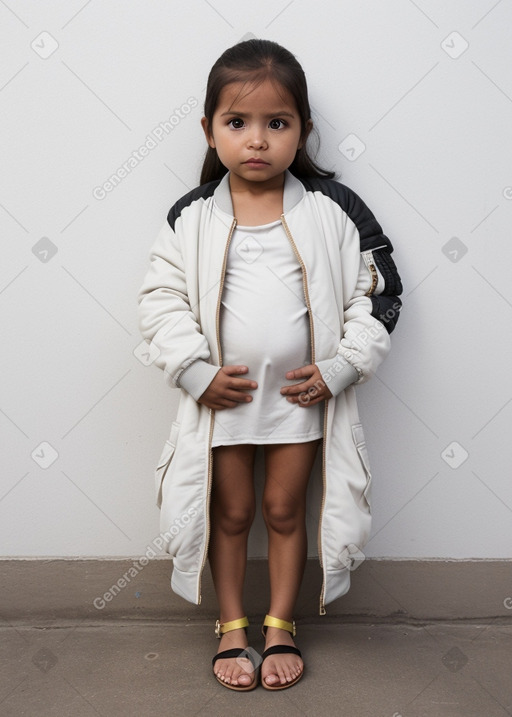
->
[1,619,511,716]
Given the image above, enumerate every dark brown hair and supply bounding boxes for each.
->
[200,39,335,185]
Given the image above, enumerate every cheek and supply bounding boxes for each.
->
[285,139,302,157]
[219,134,241,156]
[208,121,227,149]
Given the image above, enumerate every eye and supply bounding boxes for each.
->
[269,118,286,130]
[228,118,245,129]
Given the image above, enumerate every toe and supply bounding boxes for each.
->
[236,672,253,686]
[263,655,303,686]
[215,655,256,688]
[233,657,254,686]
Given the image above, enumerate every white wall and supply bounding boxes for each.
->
[1,0,511,560]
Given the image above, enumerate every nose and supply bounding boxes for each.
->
[247,127,268,150]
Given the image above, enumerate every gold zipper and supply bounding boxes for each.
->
[280,215,315,363]
[215,217,238,367]
[318,400,328,615]
[365,262,378,297]
[361,250,379,297]
[280,214,328,616]
[197,217,237,605]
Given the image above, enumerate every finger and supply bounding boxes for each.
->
[221,366,257,389]
[220,398,244,408]
[212,400,237,410]
[223,388,254,402]
[222,364,250,376]
[212,394,246,409]
[284,365,314,380]
[280,379,313,396]
[286,384,327,405]
[228,377,258,390]
[288,392,324,406]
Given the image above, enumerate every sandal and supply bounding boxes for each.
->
[212,616,259,691]
[260,614,303,690]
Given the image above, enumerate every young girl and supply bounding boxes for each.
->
[138,39,402,691]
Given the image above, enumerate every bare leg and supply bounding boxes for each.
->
[261,439,321,687]
[209,443,256,687]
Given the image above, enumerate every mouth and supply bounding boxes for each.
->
[243,158,270,166]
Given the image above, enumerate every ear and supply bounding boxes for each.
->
[201,116,216,148]
[298,119,313,149]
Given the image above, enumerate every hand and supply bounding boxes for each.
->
[198,365,258,410]
[280,364,332,407]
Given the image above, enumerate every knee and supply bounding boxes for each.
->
[213,502,255,536]
[262,498,302,535]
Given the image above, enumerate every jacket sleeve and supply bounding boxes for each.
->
[137,218,220,398]
[318,184,402,391]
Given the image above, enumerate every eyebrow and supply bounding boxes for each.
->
[220,110,296,118]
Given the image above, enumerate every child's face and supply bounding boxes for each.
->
[201,78,309,190]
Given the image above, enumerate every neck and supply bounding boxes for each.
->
[228,172,285,196]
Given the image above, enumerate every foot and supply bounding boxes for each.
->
[261,627,303,687]
[213,628,256,688]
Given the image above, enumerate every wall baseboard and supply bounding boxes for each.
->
[1,558,511,624]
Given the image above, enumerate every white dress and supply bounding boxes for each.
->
[211,219,324,446]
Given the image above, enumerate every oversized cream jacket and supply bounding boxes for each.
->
[137,170,402,614]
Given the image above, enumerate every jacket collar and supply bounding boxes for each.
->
[214,169,305,217]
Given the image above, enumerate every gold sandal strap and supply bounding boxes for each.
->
[262,614,296,637]
[215,616,249,638]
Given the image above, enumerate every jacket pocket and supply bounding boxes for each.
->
[155,421,180,508]
[351,423,372,511]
